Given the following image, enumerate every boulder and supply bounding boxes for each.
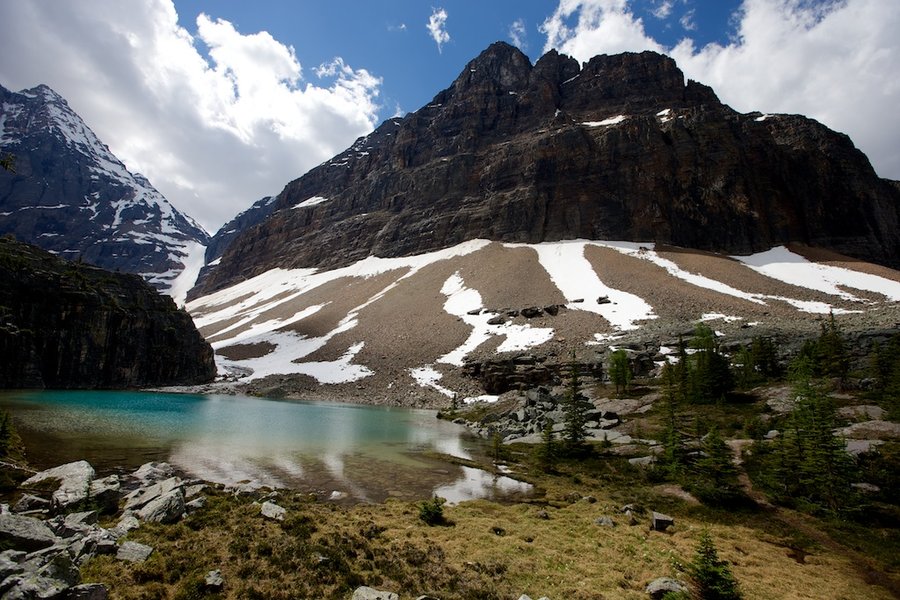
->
[204,569,225,591]
[52,511,98,538]
[185,497,207,512]
[116,541,153,563]
[109,515,140,539]
[136,489,185,524]
[88,475,121,514]
[11,494,50,514]
[650,512,674,532]
[645,577,688,599]
[123,477,183,511]
[0,514,59,551]
[0,549,27,579]
[67,584,109,600]
[21,461,95,512]
[352,587,399,600]
[131,462,176,484]
[0,551,79,600]
[594,516,616,527]
[260,501,286,521]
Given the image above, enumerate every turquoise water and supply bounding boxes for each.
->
[0,390,531,503]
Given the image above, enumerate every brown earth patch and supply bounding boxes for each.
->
[216,342,276,361]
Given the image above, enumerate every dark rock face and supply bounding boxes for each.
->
[196,43,900,296]
[193,195,278,292]
[0,84,209,293]
[0,237,215,388]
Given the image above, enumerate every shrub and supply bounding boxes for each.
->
[418,496,446,526]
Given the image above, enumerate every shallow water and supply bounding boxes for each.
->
[0,390,531,503]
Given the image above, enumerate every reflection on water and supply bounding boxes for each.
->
[434,466,533,505]
[0,390,531,503]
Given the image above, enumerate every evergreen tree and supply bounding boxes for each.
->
[688,532,742,600]
[763,373,855,512]
[691,426,742,505]
[537,418,557,472]
[658,361,687,478]
[609,349,632,397]
[689,323,733,404]
[816,312,849,382]
[562,354,592,455]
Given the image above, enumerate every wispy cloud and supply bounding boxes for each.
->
[539,0,900,181]
[388,23,407,32]
[508,18,528,50]
[427,7,450,53]
[0,0,382,232]
[679,8,696,31]
[652,1,674,19]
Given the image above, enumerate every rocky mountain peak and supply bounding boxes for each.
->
[0,83,209,303]
[193,44,900,297]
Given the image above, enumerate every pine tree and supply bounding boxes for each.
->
[562,354,592,455]
[817,312,849,381]
[692,426,742,505]
[658,361,687,478]
[688,532,742,600]
[609,349,632,397]
[537,418,557,472]
[689,323,733,404]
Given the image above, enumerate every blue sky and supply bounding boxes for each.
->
[1,1,897,232]
[171,0,743,123]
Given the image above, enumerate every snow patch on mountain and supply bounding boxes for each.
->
[734,246,900,302]
[505,240,656,330]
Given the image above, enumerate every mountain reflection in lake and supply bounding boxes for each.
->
[0,390,531,503]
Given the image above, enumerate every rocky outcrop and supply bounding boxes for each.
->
[195,43,900,297]
[0,237,215,388]
[0,84,209,294]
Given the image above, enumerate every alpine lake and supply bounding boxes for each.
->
[0,390,531,504]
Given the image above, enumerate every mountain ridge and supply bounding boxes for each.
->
[193,42,900,298]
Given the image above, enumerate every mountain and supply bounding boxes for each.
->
[0,237,215,389]
[182,44,900,406]
[194,43,900,298]
[194,195,278,292]
[0,84,209,303]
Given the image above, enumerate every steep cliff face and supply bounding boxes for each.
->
[0,237,215,389]
[195,43,900,297]
[0,84,209,297]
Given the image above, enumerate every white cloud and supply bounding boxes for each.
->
[541,0,900,181]
[509,18,528,51]
[0,0,382,232]
[427,7,450,53]
[679,8,696,31]
[652,1,674,19]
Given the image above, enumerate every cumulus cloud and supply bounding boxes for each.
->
[540,0,900,181]
[427,7,451,53]
[0,0,382,232]
[509,18,528,51]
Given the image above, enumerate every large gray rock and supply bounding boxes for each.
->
[136,489,185,524]
[0,514,59,551]
[131,462,176,485]
[67,583,109,600]
[352,587,399,600]
[650,512,674,532]
[0,551,79,600]
[50,511,98,539]
[116,541,153,563]
[88,475,121,514]
[0,549,27,579]
[21,461,95,512]
[108,515,140,540]
[645,577,688,599]
[123,477,183,511]
[11,494,50,514]
[260,501,285,521]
